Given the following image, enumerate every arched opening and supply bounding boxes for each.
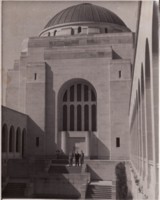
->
[9,126,15,153]
[2,124,8,153]
[78,26,81,33]
[22,129,27,157]
[141,65,146,179]
[145,38,153,161]
[136,91,139,171]
[48,32,50,37]
[152,1,159,168]
[59,79,97,132]
[105,28,108,33]
[70,105,74,131]
[63,105,67,130]
[138,80,142,175]
[71,28,74,35]
[54,30,57,36]
[16,128,21,153]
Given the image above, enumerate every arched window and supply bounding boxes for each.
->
[48,32,50,37]
[77,105,82,131]
[105,28,108,33]
[16,128,21,152]
[78,27,82,33]
[61,81,97,131]
[84,105,89,131]
[9,126,15,152]
[71,28,74,35]
[54,30,57,36]
[63,105,67,130]
[2,124,8,153]
[70,105,74,131]
[22,129,27,157]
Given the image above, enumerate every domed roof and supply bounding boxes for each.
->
[44,3,126,29]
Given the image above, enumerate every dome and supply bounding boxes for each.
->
[40,3,130,37]
[44,3,126,29]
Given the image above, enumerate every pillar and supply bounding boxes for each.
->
[86,132,90,157]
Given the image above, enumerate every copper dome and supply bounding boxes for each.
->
[44,3,127,29]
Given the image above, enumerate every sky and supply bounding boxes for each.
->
[2,0,139,70]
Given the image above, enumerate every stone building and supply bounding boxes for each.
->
[2,1,159,199]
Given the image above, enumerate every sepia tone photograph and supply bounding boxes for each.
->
[1,0,159,199]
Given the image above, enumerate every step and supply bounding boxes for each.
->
[2,182,26,198]
[86,184,112,199]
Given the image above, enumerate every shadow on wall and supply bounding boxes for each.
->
[33,174,81,199]
[90,132,110,159]
[45,63,56,143]
[115,162,133,200]
[86,165,102,181]
[27,116,58,156]
[112,50,122,59]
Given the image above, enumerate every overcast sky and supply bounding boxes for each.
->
[2,1,139,70]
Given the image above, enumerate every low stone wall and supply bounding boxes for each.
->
[33,173,90,199]
[86,160,131,181]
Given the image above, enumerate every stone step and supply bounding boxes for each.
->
[86,184,112,199]
[2,182,26,198]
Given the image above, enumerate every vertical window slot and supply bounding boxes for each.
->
[36,137,39,147]
[34,73,37,80]
[116,137,120,147]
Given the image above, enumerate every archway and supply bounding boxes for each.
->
[9,126,15,153]
[58,79,97,156]
[2,124,8,153]
[141,64,146,179]
[145,39,153,161]
[59,79,97,132]
[16,128,21,153]
[22,129,27,157]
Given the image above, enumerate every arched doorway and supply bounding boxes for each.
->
[58,79,97,156]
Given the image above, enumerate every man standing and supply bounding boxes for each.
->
[80,150,84,166]
[75,151,80,166]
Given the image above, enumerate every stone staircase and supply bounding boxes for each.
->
[86,184,112,199]
[2,182,26,198]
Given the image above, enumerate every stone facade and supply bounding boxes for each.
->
[5,31,133,159]
[2,2,159,199]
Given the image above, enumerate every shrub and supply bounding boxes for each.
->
[115,162,128,200]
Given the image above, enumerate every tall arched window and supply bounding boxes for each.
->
[2,124,8,153]
[22,129,27,157]
[71,28,74,35]
[78,27,81,33]
[61,81,97,131]
[16,128,21,153]
[9,126,15,152]
[54,30,57,36]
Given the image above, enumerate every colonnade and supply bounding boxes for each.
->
[2,123,26,158]
[129,39,158,199]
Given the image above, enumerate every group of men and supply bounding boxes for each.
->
[68,150,84,166]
